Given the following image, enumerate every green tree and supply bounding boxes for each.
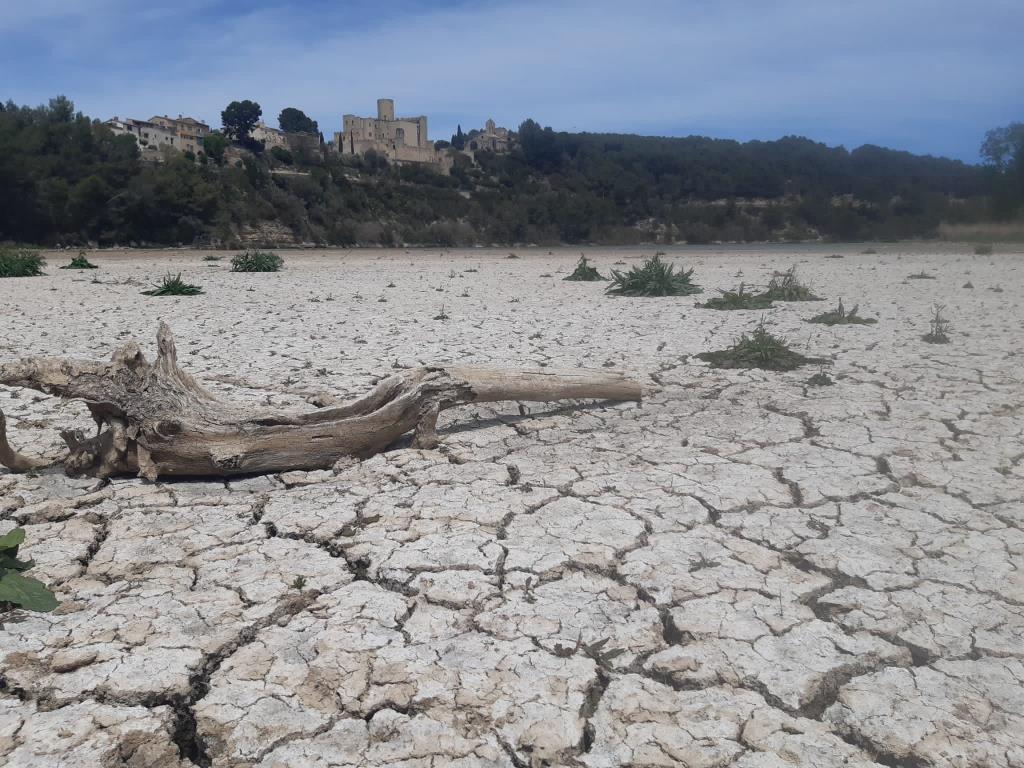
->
[202,131,228,165]
[451,125,466,150]
[221,100,261,141]
[981,122,1024,219]
[278,107,317,134]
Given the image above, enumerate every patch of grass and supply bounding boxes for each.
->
[974,244,993,255]
[696,319,826,371]
[141,272,203,296]
[507,252,519,259]
[760,266,821,301]
[231,250,283,272]
[564,255,605,282]
[807,298,877,325]
[907,270,935,280]
[862,248,878,255]
[0,528,59,613]
[606,254,702,297]
[202,254,222,262]
[922,304,951,344]
[433,304,450,320]
[698,283,774,310]
[60,251,98,269]
[0,248,45,278]
[825,253,844,259]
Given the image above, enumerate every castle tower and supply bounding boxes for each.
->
[377,99,395,122]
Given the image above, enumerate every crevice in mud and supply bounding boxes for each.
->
[578,667,610,755]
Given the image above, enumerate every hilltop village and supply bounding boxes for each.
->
[104,98,514,173]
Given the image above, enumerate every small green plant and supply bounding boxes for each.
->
[807,298,877,325]
[922,304,951,344]
[141,273,204,296]
[564,255,604,282]
[0,248,45,278]
[0,528,59,613]
[60,251,98,269]
[974,244,993,255]
[907,270,935,279]
[698,283,775,310]
[433,305,449,320]
[291,575,307,590]
[760,266,821,301]
[606,254,701,297]
[203,254,223,262]
[231,250,283,272]
[697,319,826,371]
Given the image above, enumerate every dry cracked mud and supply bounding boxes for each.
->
[1,244,1022,767]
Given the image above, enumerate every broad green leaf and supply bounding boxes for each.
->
[0,553,33,571]
[0,528,26,552]
[0,571,59,612]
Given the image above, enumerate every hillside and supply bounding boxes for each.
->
[0,97,1006,247]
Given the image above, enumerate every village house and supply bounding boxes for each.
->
[104,114,209,159]
[465,119,513,154]
[251,120,288,150]
[334,98,450,170]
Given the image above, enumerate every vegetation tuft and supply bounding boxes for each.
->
[698,283,774,310]
[203,254,223,262]
[806,370,834,387]
[141,272,203,296]
[231,250,283,272]
[0,248,45,278]
[760,266,821,301]
[563,255,604,281]
[807,298,877,325]
[60,252,98,269]
[907,270,935,279]
[606,254,701,297]
[0,528,59,613]
[696,319,826,371]
[974,244,993,255]
[922,304,951,344]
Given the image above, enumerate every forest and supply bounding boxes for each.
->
[0,97,1019,247]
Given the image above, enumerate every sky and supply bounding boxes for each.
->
[1,0,1021,162]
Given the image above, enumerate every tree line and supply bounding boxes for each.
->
[0,96,1020,247]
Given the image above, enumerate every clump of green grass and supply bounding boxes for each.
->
[606,254,701,297]
[922,304,951,344]
[698,283,775,310]
[60,252,98,269]
[0,528,59,613]
[564,255,604,282]
[231,250,283,272]
[907,270,935,280]
[760,266,821,301]
[807,298,877,325]
[0,248,45,278]
[696,319,826,371]
[974,244,993,255]
[141,273,203,296]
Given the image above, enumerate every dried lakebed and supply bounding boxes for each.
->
[1,245,1022,767]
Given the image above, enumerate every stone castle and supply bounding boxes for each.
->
[334,99,445,166]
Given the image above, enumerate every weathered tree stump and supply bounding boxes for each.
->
[0,323,642,479]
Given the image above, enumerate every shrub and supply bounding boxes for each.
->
[698,283,774,310]
[564,255,604,281]
[862,248,878,255]
[141,273,204,296]
[606,254,701,297]
[974,244,993,255]
[806,370,834,387]
[231,250,283,272]
[907,270,935,279]
[60,252,98,269]
[922,304,951,344]
[0,248,45,278]
[0,528,59,612]
[760,266,821,301]
[202,254,223,262]
[807,298,877,325]
[696,319,826,371]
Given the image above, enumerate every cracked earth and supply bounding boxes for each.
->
[1,244,1022,767]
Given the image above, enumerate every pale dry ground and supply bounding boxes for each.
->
[0,244,1022,767]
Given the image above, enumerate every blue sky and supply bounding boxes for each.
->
[2,0,1021,162]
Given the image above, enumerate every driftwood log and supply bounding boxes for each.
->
[0,323,642,480]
